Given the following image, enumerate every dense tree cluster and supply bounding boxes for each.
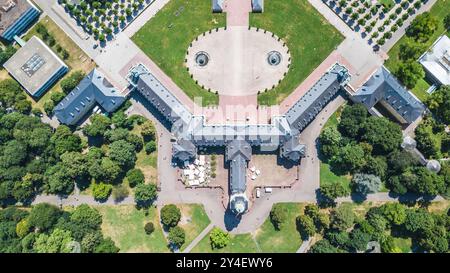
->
[319,103,449,200]
[0,204,119,253]
[0,80,32,115]
[307,203,449,253]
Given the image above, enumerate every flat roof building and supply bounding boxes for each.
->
[4,36,68,98]
[352,66,426,124]
[0,0,40,41]
[419,35,450,86]
[54,69,127,125]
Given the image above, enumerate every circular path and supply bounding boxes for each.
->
[186,26,290,96]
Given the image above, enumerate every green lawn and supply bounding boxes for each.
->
[96,205,170,253]
[191,232,260,253]
[392,237,413,253]
[191,203,303,253]
[379,0,395,9]
[251,0,343,105]
[132,0,225,106]
[254,203,303,252]
[385,0,450,101]
[96,204,211,253]
[320,162,352,189]
[179,204,211,252]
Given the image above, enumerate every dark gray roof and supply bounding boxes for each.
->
[135,68,192,127]
[226,140,251,195]
[172,139,197,162]
[286,64,349,132]
[226,139,252,162]
[229,153,248,194]
[280,135,306,162]
[353,66,426,124]
[252,0,264,12]
[212,0,223,12]
[54,69,126,125]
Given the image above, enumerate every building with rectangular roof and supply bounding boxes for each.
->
[4,36,68,98]
[419,35,450,86]
[352,66,426,124]
[54,68,127,126]
[0,0,40,41]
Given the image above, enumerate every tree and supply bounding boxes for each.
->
[168,226,185,248]
[425,85,450,125]
[381,203,407,226]
[81,231,102,253]
[83,114,111,138]
[338,103,368,138]
[399,39,426,61]
[0,140,27,168]
[331,205,355,231]
[419,225,449,253]
[308,239,339,253]
[108,140,137,167]
[395,60,425,89]
[352,173,382,195]
[319,126,342,158]
[361,117,403,154]
[144,222,155,235]
[60,152,87,179]
[330,144,366,173]
[44,164,74,195]
[92,182,112,201]
[51,125,82,155]
[15,218,31,238]
[94,237,119,253]
[410,167,445,196]
[387,150,418,175]
[270,204,287,230]
[126,168,145,188]
[444,14,450,31]
[99,157,121,183]
[320,182,350,200]
[60,71,85,94]
[134,183,157,206]
[28,203,61,232]
[145,141,157,154]
[141,120,157,141]
[296,215,316,238]
[404,209,435,234]
[364,156,387,180]
[406,12,438,42]
[348,228,371,252]
[33,228,74,253]
[160,204,181,228]
[70,204,102,231]
[210,227,230,249]
[0,46,17,66]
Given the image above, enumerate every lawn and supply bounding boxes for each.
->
[191,232,260,253]
[132,0,225,106]
[131,122,158,183]
[22,16,96,111]
[384,0,450,101]
[178,204,211,252]
[96,204,211,253]
[251,0,344,105]
[379,0,395,9]
[254,203,303,253]
[96,205,170,253]
[392,237,413,253]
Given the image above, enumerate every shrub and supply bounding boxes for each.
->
[210,227,230,249]
[92,182,112,201]
[144,222,155,235]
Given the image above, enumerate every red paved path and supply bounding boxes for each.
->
[224,0,252,27]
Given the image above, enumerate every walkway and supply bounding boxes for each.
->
[224,0,252,27]
[297,238,313,253]
[182,223,214,253]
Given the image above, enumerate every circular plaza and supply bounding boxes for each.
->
[186,27,291,96]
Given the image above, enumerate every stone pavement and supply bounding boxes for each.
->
[224,0,252,27]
